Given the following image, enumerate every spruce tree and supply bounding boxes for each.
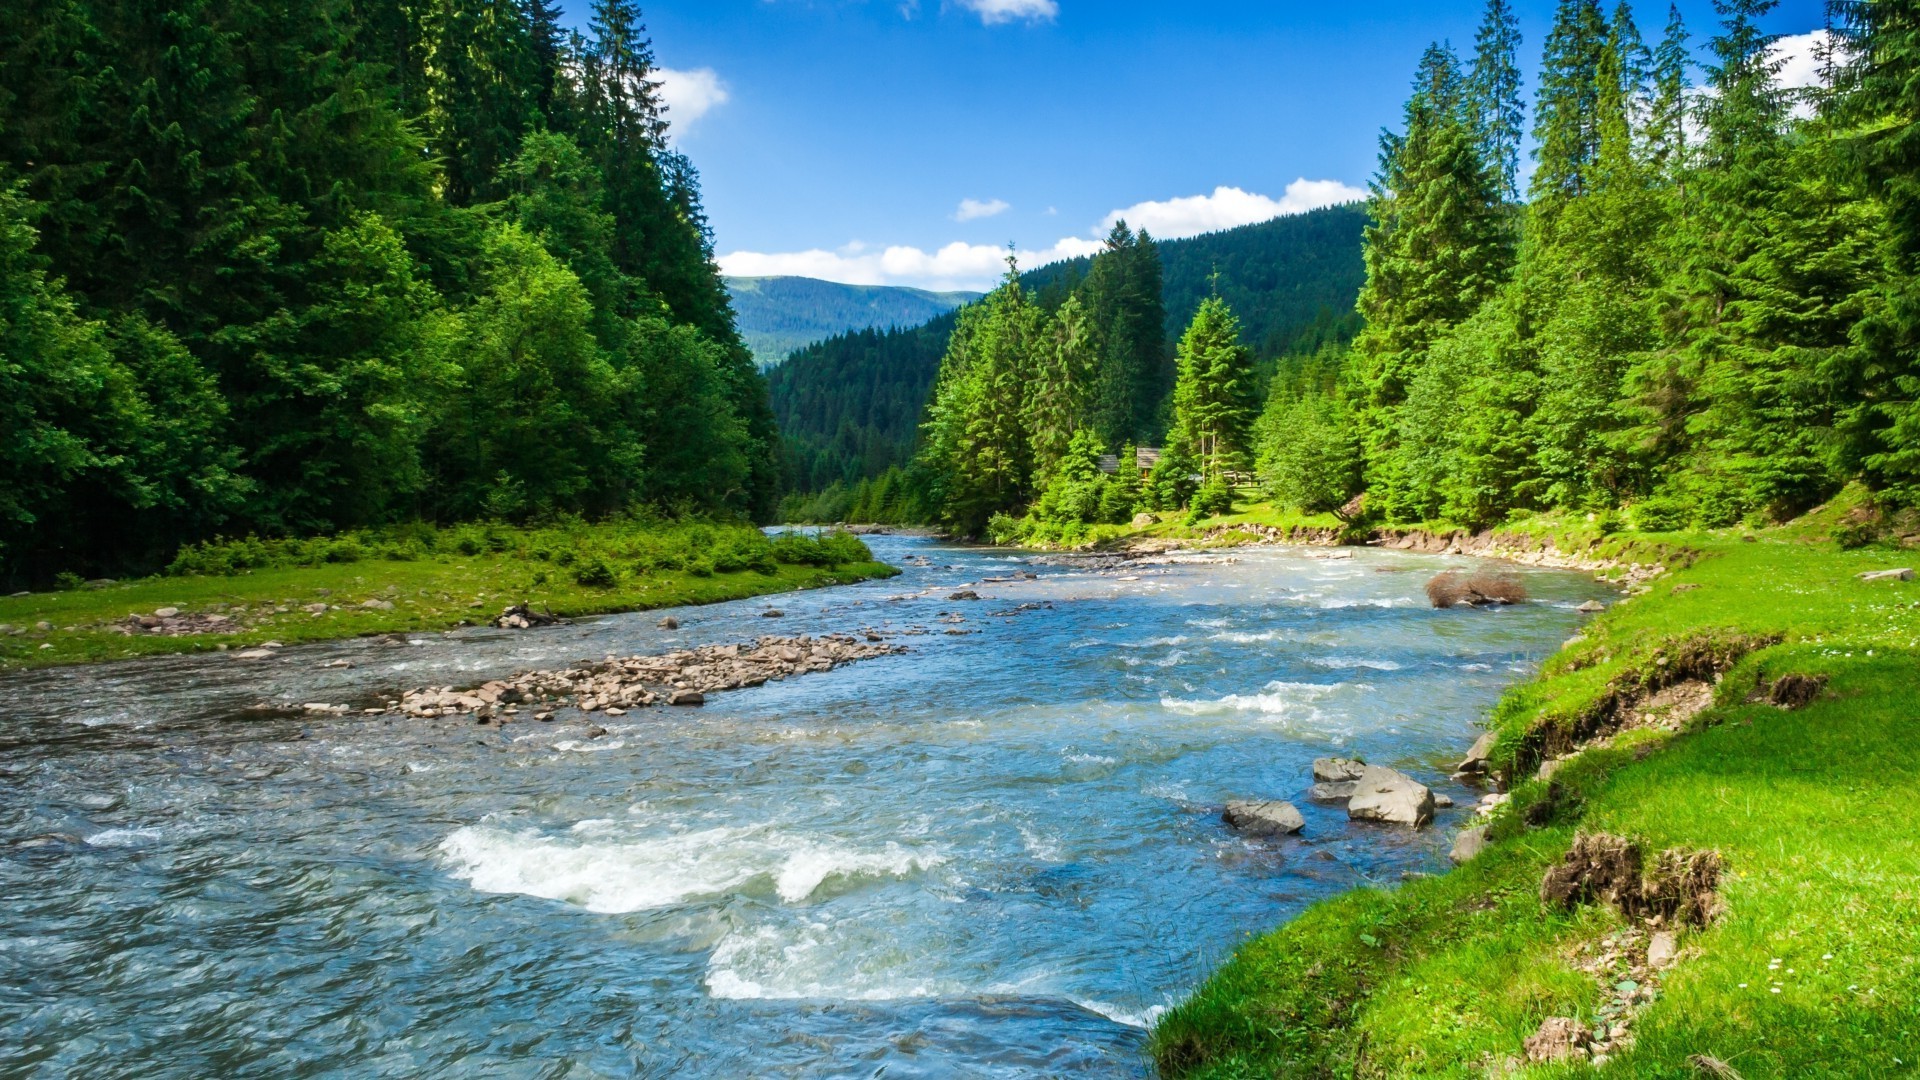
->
[1168,297,1259,480]
[1647,5,1693,177]
[1467,0,1526,201]
[1532,0,1610,204]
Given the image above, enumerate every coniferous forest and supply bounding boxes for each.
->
[0,0,778,583]
[880,0,1920,548]
[770,204,1368,521]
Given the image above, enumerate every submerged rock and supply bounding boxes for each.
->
[1345,765,1435,827]
[1222,800,1305,836]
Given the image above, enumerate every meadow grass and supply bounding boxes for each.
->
[1149,505,1920,1078]
[0,521,897,671]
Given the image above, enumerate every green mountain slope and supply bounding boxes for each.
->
[725,276,979,366]
[769,203,1367,493]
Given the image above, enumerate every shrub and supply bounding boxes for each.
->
[1426,570,1529,608]
[1631,495,1692,532]
[770,531,830,566]
[572,555,618,588]
[54,570,85,591]
[817,530,872,565]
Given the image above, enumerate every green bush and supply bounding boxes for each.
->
[1631,495,1692,532]
[571,555,618,588]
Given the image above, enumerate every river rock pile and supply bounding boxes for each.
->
[112,608,240,636]
[391,634,906,721]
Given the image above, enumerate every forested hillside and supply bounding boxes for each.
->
[725,276,978,366]
[770,204,1366,505]
[900,0,1920,547]
[1252,0,1920,533]
[0,0,776,584]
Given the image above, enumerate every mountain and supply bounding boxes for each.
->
[725,277,981,366]
[769,203,1368,493]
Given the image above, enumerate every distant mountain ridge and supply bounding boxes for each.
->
[769,203,1368,494]
[725,276,981,366]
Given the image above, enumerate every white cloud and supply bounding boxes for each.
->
[1100,179,1367,240]
[720,237,1100,292]
[1771,30,1832,93]
[654,67,729,137]
[954,198,1011,222]
[956,0,1058,26]
[719,177,1365,290]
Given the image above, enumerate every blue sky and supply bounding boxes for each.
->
[560,0,1827,290]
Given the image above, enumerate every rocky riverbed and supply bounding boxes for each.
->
[378,634,908,721]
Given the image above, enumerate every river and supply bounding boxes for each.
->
[0,535,1607,1078]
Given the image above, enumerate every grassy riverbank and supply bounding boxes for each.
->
[0,522,898,671]
[1149,499,1920,1077]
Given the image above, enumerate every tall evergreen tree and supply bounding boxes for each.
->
[1647,5,1694,176]
[1467,0,1526,201]
[1532,0,1611,203]
[1168,297,1260,480]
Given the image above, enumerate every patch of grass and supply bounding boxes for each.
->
[0,523,898,671]
[1152,520,1920,1078]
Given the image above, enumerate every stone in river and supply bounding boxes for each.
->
[669,689,706,706]
[1308,781,1357,803]
[1222,800,1305,836]
[658,616,679,630]
[1577,600,1606,613]
[1345,765,1436,827]
[1456,730,1498,774]
[1312,757,1367,783]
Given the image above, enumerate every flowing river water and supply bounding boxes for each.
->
[0,535,1609,1078]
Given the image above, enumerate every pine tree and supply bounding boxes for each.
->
[1532,0,1610,203]
[1467,0,1526,200]
[1352,40,1512,461]
[1168,297,1259,480]
[1647,5,1693,177]
[1831,0,1920,501]
[919,256,1042,533]
[1082,222,1169,446]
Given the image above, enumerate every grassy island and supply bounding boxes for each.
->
[0,522,897,671]
[1147,497,1920,1078]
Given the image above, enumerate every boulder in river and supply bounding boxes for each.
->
[948,590,980,601]
[1456,730,1498,774]
[1222,800,1305,836]
[658,616,679,630]
[668,689,705,707]
[1345,765,1436,827]
[1577,600,1606,613]
[1312,757,1366,783]
[1308,781,1357,803]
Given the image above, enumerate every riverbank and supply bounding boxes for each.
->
[1149,503,1920,1077]
[0,523,898,671]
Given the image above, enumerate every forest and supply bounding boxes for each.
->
[771,204,1368,518]
[0,0,778,585]
[889,0,1920,547]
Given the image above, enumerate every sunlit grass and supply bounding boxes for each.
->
[0,523,898,671]
[1151,514,1920,1078]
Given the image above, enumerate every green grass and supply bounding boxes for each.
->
[1151,512,1920,1078]
[0,522,898,671]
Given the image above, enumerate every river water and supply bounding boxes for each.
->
[0,536,1607,1078]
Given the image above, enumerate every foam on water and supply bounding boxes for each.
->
[1308,656,1405,671]
[440,823,944,912]
[1160,680,1340,720]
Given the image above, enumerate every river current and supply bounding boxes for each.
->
[0,536,1607,1078]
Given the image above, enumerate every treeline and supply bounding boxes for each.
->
[0,0,776,583]
[770,205,1368,507]
[1259,0,1920,531]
